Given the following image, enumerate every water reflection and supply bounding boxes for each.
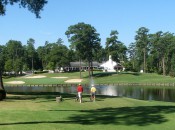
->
[5,85,175,102]
[97,85,175,102]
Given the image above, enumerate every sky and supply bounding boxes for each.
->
[1,0,175,49]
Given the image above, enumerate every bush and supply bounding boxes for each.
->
[169,71,175,77]
[34,70,49,74]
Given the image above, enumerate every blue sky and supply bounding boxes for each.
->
[1,0,175,48]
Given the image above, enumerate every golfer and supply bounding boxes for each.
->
[90,84,96,101]
[77,83,83,103]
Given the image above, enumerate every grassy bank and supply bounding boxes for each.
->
[1,94,175,130]
[2,72,175,130]
[3,71,175,85]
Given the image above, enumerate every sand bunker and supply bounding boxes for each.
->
[5,81,25,84]
[51,77,68,79]
[65,79,83,83]
[25,75,46,78]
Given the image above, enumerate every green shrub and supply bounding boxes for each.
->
[34,70,49,74]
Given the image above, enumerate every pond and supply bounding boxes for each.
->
[5,85,175,102]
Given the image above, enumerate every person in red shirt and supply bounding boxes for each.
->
[77,83,83,103]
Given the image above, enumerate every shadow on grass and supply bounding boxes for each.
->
[0,106,175,126]
[121,72,141,76]
[6,93,115,101]
[5,92,61,101]
[91,72,118,78]
[90,72,140,78]
[6,92,74,99]
[67,106,172,126]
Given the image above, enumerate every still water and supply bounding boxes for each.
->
[5,85,175,102]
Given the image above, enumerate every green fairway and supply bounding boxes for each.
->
[2,72,175,129]
[3,72,175,85]
[1,94,175,130]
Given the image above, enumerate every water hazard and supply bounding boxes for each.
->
[5,85,175,102]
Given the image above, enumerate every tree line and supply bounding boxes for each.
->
[0,0,48,100]
[128,27,175,77]
[1,25,175,77]
[0,23,127,76]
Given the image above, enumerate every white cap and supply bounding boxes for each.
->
[91,84,94,86]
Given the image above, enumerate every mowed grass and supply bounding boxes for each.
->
[1,94,175,130]
[2,72,175,129]
[3,71,175,85]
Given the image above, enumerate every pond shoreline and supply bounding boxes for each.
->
[4,84,175,102]
[4,82,175,87]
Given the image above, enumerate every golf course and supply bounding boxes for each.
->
[3,71,175,85]
[1,72,175,130]
[1,0,175,130]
